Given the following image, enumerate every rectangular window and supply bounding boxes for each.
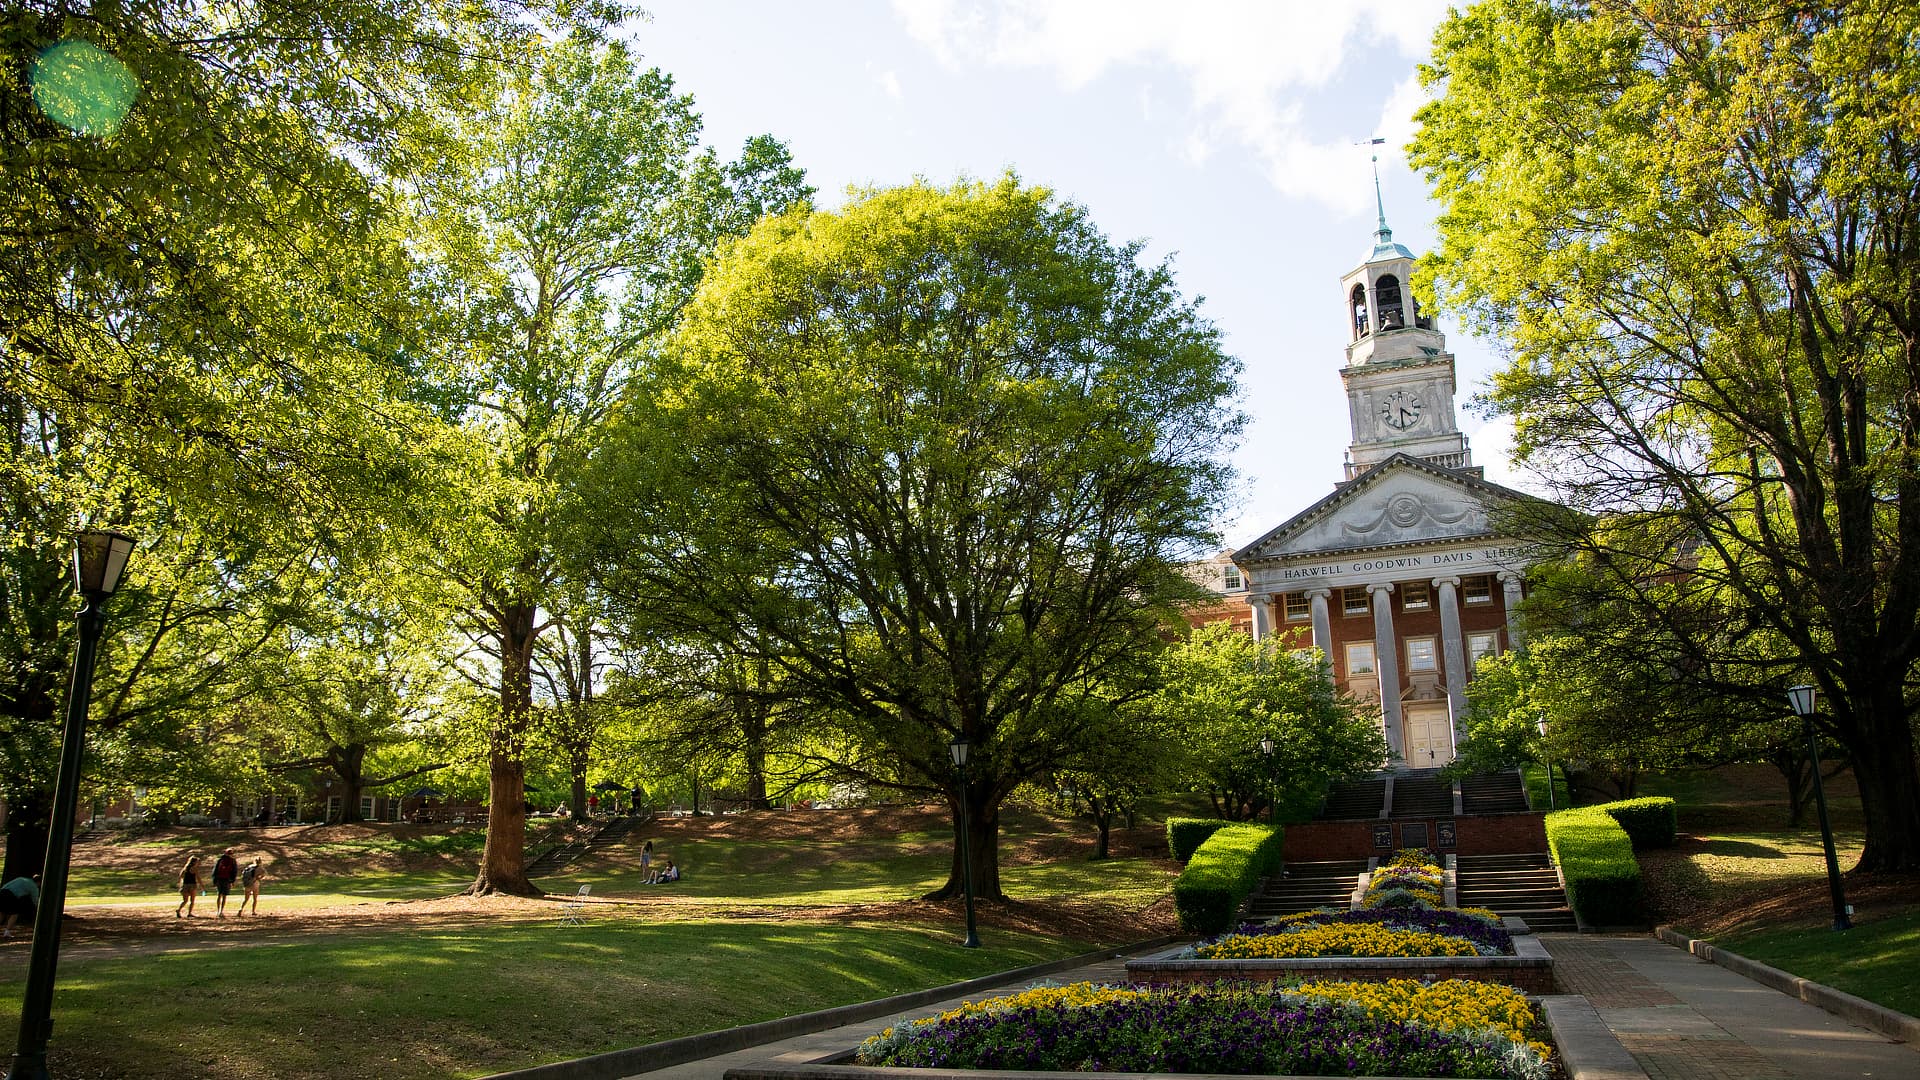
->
[1343,587,1371,616]
[1284,592,1311,621]
[1223,564,1242,591]
[360,795,375,820]
[1463,575,1494,604]
[1346,642,1376,676]
[1406,637,1438,672]
[1401,581,1431,611]
[1468,632,1500,665]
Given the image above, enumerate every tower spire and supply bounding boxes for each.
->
[1369,137,1391,247]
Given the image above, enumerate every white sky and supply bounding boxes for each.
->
[627,0,1536,548]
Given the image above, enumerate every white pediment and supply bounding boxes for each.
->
[1236,456,1525,563]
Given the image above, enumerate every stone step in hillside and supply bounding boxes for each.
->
[528,815,636,878]
[1245,859,1367,918]
[1388,773,1455,818]
[1319,778,1386,820]
[1455,852,1577,933]
[1460,770,1530,814]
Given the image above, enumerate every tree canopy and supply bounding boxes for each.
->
[589,177,1243,899]
[1412,0,1920,871]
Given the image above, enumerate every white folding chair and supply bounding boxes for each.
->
[561,883,590,925]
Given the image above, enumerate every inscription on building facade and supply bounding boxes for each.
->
[1277,546,1526,582]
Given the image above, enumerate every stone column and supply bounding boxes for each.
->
[1434,575,1467,756]
[1499,571,1525,646]
[1306,588,1333,672]
[1368,582,1404,760]
[1247,593,1273,641]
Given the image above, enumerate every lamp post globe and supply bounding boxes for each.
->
[8,531,134,1080]
[1786,685,1851,932]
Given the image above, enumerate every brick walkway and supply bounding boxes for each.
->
[1540,933,1916,1080]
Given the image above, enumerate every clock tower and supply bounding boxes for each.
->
[1338,185,1475,480]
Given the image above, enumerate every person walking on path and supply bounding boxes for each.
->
[211,849,240,918]
[1,874,39,939]
[239,858,263,916]
[176,855,201,917]
[587,793,599,818]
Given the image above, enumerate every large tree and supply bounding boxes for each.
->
[417,35,809,894]
[2,1,626,872]
[589,177,1242,900]
[1411,0,1920,870]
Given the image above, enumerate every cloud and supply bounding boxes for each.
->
[876,69,904,99]
[891,0,1449,212]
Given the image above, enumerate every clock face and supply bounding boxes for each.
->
[1381,389,1423,431]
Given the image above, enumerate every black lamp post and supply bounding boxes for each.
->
[947,737,981,948]
[1786,685,1851,931]
[1258,736,1277,824]
[8,530,135,1080]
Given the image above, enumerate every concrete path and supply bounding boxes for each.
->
[1542,933,1918,1080]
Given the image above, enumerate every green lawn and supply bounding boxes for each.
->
[9,808,1174,1079]
[1704,909,1920,1019]
[1629,766,1911,1019]
[0,920,1090,1080]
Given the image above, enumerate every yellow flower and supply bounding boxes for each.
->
[1196,924,1478,958]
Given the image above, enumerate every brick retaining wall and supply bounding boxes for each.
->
[1283,812,1547,861]
[1124,937,1556,995]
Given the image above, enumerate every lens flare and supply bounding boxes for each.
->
[30,40,138,137]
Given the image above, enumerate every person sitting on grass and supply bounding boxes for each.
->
[1,874,38,939]
[646,858,678,885]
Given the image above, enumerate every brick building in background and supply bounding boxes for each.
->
[1194,201,1541,769]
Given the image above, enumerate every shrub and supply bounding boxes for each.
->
[1166,817,1232,862]
[1597,796,1678,849]
[1545,806,1643,926]
[1172,823,1282,935]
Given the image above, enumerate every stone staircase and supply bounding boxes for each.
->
[1245,858,1367,919]
[1460,770,1530,814]
[527,815,638,879]
[1387,770,1454,818]
[1319,778,1387,820]
[1454,852,1577,932]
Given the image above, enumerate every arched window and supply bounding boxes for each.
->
[1376,275,1405,329]
[1350,283,1370,339]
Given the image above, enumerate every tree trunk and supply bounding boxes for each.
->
[926,782,1003,902]
[570,775,587,820]
[1844,691,1920,871]
[336,744,368,823]
[2,788,50,882]
[471,601,539,896]
[1769,744,1809,827]
[1091,798,1112,861]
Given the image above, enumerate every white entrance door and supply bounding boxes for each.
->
[1404,708,1454,767]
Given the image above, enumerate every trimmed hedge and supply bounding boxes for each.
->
[1166,817,1233,863]
[1172,823,1283,936]
[1598,796,1678,849]
[1544,806,1643,927]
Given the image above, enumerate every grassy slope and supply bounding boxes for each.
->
[37,921,1080,1080]
[1632,764,1920,1018]
[5,804,1177,1079]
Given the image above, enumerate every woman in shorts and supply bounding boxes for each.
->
[175,855,201,917]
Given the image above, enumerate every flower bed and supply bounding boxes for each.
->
[854,979,1551,1080]
[1195,908,1516,959]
